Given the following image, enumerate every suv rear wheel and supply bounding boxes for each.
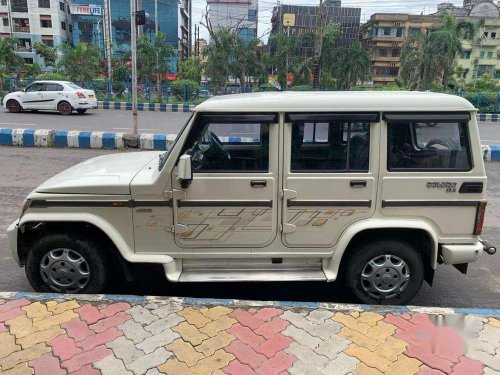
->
[345,240,424,305]
[25,233,109,294]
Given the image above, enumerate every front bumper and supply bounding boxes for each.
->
[7,219,21,266]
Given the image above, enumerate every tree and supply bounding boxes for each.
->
[178,55,202,82]
[32,41,57,67]
[0,38,24,77]
[58,42,102,81]
[328,42,370,89]
[137,31,175,101]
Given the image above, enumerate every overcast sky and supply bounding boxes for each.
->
[191,0,464,42]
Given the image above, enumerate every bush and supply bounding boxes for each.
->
[256,84,280,92]
[290,84,313,91]
[170,79,198,100]
[36,72,69,81]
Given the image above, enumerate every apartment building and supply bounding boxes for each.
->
[207,0,258,44]
[0,0,72,67]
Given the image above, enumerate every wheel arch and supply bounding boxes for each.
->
[323,219,438,284]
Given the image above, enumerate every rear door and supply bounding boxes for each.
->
[172,113,279,251]
[42,82,64,109]
[282,113,379,247]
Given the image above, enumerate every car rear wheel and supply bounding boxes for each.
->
[25,233,109,294]
[76,109,87,114]
[57,101,72,115]
[344,240,424,305]
[6,99,22,113]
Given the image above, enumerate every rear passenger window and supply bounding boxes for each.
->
[388,120,471,171]
[291,120,370,172]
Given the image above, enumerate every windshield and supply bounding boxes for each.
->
[158,113,194,171]
[68,82,83,90]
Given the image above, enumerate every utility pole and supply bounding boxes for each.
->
[154,0,158,34]
[131,0,138,135]
[6,0,13,35]
[104,0,112,80]
[312,0,323,89]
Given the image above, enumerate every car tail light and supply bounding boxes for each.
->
[474,201,487,235]
[76,91,86,99]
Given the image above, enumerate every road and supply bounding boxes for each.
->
[0,146,499,307]
[2,109,500,142]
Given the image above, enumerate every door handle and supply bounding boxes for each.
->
[350,180,367,188]
[251,180,267,188]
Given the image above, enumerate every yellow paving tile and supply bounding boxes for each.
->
[357,312,384,326]
[201,306,232,321]
[17,326,64,349]
[190,349,234,375]
[178,307,212,328]
[158,358,193,375]
[22,302,51,319]
[345,345,392,373]
[5,315,38,339]
[2,362,34,375]
[385,354,422,375]
[365,321,396,342]
[172,322,209,346]
[333,313,371,334]
[199,315,237,337]
[376,337,407,362]
[489,318,500,328]
[194,331,236,357]
[32,311,77,330]
[166,338,205,367]
[355,363,384,375]
[46,301,79,315]
[339,327,379,351]
[0,332,21,359]
[0,343,50,370]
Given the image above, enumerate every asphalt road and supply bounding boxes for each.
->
[2,109,500,143]
[0,146,499,308]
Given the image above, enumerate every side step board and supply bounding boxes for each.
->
[178,269,327,282]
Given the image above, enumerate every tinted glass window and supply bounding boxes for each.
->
[388,121,471,171]
[45,83,63,91]
[181,115,271,172]
[291,120,370,172]
[68,83,82,90]
[25,83,44,92]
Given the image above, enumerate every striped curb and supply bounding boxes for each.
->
[0,128,178,150]
[98,101,194,112]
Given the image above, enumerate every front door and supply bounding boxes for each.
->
[20,82,46,109]
[172,113,279,250]
[282,113,379,247]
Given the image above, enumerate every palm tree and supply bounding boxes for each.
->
[58,42,102,81]
[331,41,371,90]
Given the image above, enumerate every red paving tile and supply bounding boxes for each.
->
[452,356,484,375]
[223,360,256,375]
[99,302,131,318]
[253,308,283,322]
[62,318,94,342]
[0,299,30,314]
[255,318,289,340]
[229,323,265,348]
[0,307,25,322]
[75,304,104,325]
[29,353,66,375]
[49,335,83,361]
[226,340,267,369]
[61,345,112,373]
[255,334,294,359]
[229,309,266,330]
[76,327,123,352]
[256,351,297,375]
[89,312,130,333]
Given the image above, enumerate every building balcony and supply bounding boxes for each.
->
[13,26,30,33]
[370,36,406,43]
[372,76,398,82]
[372,56,400,62]
[479,38,499,47]
[16,46,32,52]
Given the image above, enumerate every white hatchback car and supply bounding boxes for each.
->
[3,80,97,115]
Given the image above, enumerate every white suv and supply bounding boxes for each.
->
[3,80,97,115]
[6,92,497,304]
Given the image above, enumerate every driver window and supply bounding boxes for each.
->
[181,114,272,172]
[25,83,44,92]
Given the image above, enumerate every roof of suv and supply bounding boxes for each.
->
[194,91,475,113]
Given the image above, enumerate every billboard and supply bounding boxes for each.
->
[70,4,102,16]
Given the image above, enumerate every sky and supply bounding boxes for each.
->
[191,0,464,42]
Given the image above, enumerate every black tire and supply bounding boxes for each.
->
[6,99,22,113]
[57,101,72,115]
[25,233,109,294]
[76,109,87,114]
[344,240,424,305]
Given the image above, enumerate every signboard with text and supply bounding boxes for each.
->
[70,4,102,16]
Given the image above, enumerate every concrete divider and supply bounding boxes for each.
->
[98,101,194,112]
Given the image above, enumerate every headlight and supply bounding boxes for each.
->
[21,199,31,217]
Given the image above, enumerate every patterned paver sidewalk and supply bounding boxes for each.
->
[0,293,499,375]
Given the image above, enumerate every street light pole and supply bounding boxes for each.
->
[104,0,112,80]
[130,0,138,135]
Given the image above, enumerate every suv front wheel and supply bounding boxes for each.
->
[25,233,109,294]
[345,240,424,305]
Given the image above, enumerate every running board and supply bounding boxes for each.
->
[178,269,326,282]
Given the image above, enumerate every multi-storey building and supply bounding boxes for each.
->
[270,2,361,56]
[360,14,441,86]
[0,0,72,67]
[70,0,191,71]
[207,0,258,44]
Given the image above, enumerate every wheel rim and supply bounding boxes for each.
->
[39,248,90,293]
[360,254,410,300]
[8,101,19,112]
[59,102,71,114]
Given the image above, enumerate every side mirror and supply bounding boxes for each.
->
[178,154,192,188]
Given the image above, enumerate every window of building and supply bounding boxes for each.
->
[484,32,488,38]
[59,2,65,11]
[392,48,400,57]
[41,38,53,46]
[488,51,493,59]
[23,57,33,64]
[462,51,471,59]
[17,38,31,51]
[0,0,6,5]
[480,51,485,58]
[11,0,27,12]
[38,0,50,8]
[495,70,500,79]
[13,18,29,32]
[383,27,391,36]
[61,21,66,30]
[492,32,497,39]
[396,28,403,37]
[2,17,8,26]
[248,9,256,22]
[290,118,371,172]
[388,118,471,171]
[180,114,275,172]
[379,48,387,57]
[409,27,420,35]
[40,19,52,28]
[463,69,469,78]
